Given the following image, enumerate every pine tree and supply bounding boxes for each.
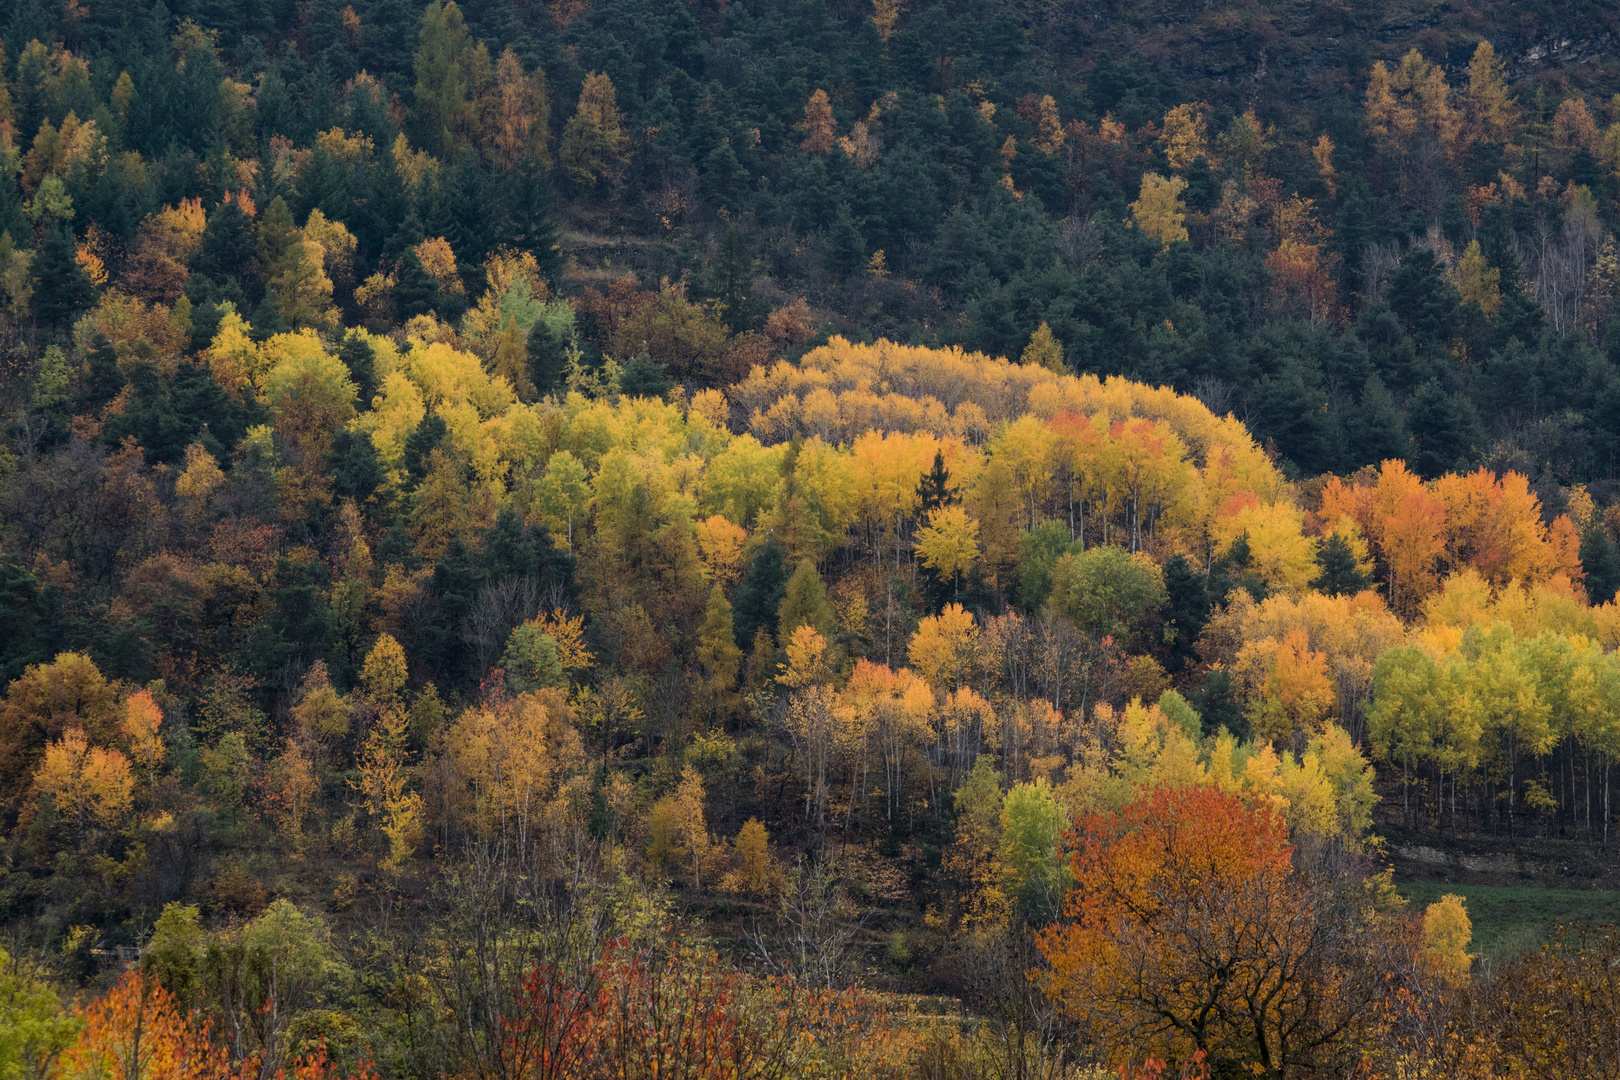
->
[1345,375,1410,469]
[527,318,569,397]
[1580,525,1620,605]
[776,560,836,641]
[193,198,259,297]
[394,249,438,320]
[31,226,95,328]
[916,449,956,515]
[79,332,124,413]
[338,331,378,409]
[733,537,789,649]
[1311,532,1373,596]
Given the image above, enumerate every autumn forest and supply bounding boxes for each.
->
[3,0,1620,1076]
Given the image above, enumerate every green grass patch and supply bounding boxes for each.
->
[1396,881,1620,965]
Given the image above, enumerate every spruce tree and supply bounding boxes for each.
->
[733,537,789,649]
[916,449,956,515]
[394,249,437,320]
[338,331,378,409]
[776,560,836,640]
[527,318,569,397]
[1311,533,1372,597]
[32,227,96,328]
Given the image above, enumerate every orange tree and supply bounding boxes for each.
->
[1036,785,1408,1078]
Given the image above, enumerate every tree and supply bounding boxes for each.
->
[1130,173,1188,248]
[799,90,837,155]
[1464,41,1518,145]
[915,448,957,516]
[122,688,164,786]
[908,603,978,692]
[733,537,789,649]
[501,621,564,693]
[915,505,980,594]
[0,944,80,1079]
[696,585,742,711]
[56,970,229,1080]
[720,818,779,896]
[31,225,95,326]
[1050,546,1166,648]
[413,0,476,158]
[1020,322,1065,373]
[1452,240,1501,317]
[778,560,837,644]
[999,779,1066,918]
[526,317,569,397]
[1311,531,1371,596]
[1421,894,1473,986]
[1038,785,1396,1077]
[559,73,625,188]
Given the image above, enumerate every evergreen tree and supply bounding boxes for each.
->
[194,200,260,296]
[1311,533,1372,596]
[331,428,384,504]
[1580,525,1620,605]
[1406,380,1482,478]
[338,332,378,409]
[1344,375,1409,468]
[403,412,449,485]
[619,354,672,399]
[1388,248,1460,356]
[776,560,836,641]
[32,227,96,328]
[527,318,570,397]
[733,537,789,649]
[394,249,438,320]
[496,162,561,284]
[1161,554,1208,674]
[916,449,956,515]
[77,332,125,414]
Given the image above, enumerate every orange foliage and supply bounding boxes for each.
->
[58,970,231,1080]
[1319,461,1584,614]
[1039,785,1301,1070]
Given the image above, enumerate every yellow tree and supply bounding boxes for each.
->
[672,764,711,886]
[1158,103,1210,171]
[914,505,980,593]
[32,728,133,831]
[1019,321,1065,373]
[1422,894,1474,986]
[908,603,978,693]
[559,72,626,187]
[1130,173,1189,248]
[1464,40,1519,145]
[122,689,164,787]
[799,89,837,155]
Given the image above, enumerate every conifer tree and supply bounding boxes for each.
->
[733,537,789,649]
[31,226,95,327]
[916,449,956,515]
[777,560,836,641]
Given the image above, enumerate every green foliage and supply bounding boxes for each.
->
[501,622,564,693]
[0,946,80,1080]
[1050,545,1167,647]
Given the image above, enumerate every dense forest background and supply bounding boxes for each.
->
[6,0,1620,1077]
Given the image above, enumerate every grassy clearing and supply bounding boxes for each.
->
[1396,881,1620,965]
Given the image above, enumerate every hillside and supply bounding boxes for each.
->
[5,0,1620,1076]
